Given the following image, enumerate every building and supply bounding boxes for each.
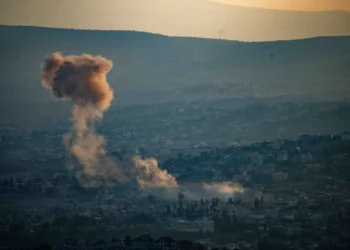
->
[195,218,214,233]
[250,153,263,167]
[212,169,222,181]
[249,212,266,221]
[277,151,289,161]
[234,189,262,207]
[303,163,324,172]
[284,212,295,221]
[226,243,238,250]
[268,207,280,220]
[340,132,350,141]
[272,172,288,182]
[254,184,265,191]
[260,163,276,174]
[262,193,275,205]
[269,141,281,150]
[301,153,314,163]
[232,172,251,183]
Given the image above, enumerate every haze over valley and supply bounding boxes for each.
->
[1,25,350,165]
[0,16,350,249]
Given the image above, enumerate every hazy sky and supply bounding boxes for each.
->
[1,0,350,41]
[210,0,350,12]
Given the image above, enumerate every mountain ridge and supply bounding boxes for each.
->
[0,25,349,107]
[2,25,350,43]
[1,0,350,41]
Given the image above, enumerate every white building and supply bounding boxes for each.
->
[212,169,223,181]
[277,151,289,161]
[195,218,214,232]
[284,212,295,221]
[303,163,324,172]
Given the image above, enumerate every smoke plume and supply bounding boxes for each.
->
[42,52,181,189]
[133,156,178,189]
[41,52,243,198]
[42,52,113,112]
[177,181,244,200]
[42,53,125,187]
[201,181,243,198]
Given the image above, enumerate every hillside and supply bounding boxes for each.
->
[0,25,350,107]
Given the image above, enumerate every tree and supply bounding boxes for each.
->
[33,244,53,250]
[40,222,50,230]
[125,235,132,246]
[257,238,269,250]
[9,177,13,187]
[205,170,214,180]
[177,239,192,250]
[192,243,205,250]
[185,207,190,218]
[147,194,156,203]
[177,202,184,217]
[167,204,171,215]
[10,222,25,232]
[199,208,204,218]
[127,213,156,225]
[138,147,147,156]
[222,209,230,221]
[254,198,259,210]
[53,216,69,227]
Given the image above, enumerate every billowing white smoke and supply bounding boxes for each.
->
[202,181,244,198]
[133,156,178,189]
[177,181,244,201]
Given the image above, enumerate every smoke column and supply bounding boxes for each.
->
[41,52,178,189]
[42,52,126,187]
[133,156,178,189]
[41,52,242,198]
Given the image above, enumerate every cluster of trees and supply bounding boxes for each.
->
[0,177,17,187]
[161,133,350,169]
[35,214,98,231]
[172,197,226,220]
[126,213,157,225]
[33,234,250,250]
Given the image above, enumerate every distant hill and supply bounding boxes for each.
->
[1,0,350,41]
[0,25,350,107]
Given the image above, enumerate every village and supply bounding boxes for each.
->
[1,132,350,249]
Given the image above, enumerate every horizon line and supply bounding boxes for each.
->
[2,24,350,43]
